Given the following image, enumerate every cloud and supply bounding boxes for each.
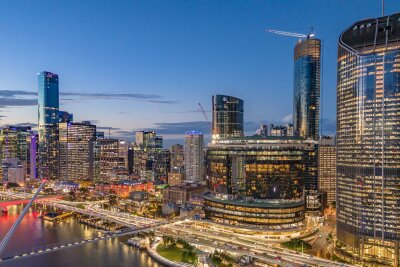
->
[138,121,211,135]
[96,126,122,131]
[0,90,37,97]
[282,113,293,123]
[0,89,177,107]
[3,122,38,128]
[0,98,37,107]
[61,92,177,104]
[114,130,134,136]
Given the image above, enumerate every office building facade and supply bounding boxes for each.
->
[184,131,204,182]
[59,122,96,181]
[205,136,317,229]
[336,13,400,266]
[318,136,336,205]
[38,71,60,180]
[212,95,244,139]
[293,38,321,141]
[0,126,31,179]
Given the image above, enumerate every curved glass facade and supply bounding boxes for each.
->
[207,137,318,198]
[205,137,319,228]
[293,39,321,141]
[212,95,244,139]
[204,193,305,229]
[336,13,400,266]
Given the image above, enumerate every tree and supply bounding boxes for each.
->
[108,193,118,206]
[69,191,76,201]
[6,182,20,189]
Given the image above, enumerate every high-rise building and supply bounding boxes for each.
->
[170,144,184,173]
[184,131,204,182]
[118,140,129,171]
[205,136,317,229]
[212,95,244,140]
[38,71,60,180]
[59,122,96,181]
[0,126,31,179]
[93,139,120,180]
[336,13,400,266]
[318,136,336,205]
[293,38,321,141]
[133,131,167,181]
[135,131,156,148]
[28,134,38,180]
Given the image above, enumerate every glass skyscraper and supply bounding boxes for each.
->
[293,38,321,141]
[38,71,59,180]
[212,95,244,139]
[336,13,400,266]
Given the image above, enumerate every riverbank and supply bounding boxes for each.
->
[0,204,161,267]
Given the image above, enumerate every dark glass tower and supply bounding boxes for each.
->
[336,13,400,266]
[293,38,321,141]
[38,71,59,180]
[212,95,244,140]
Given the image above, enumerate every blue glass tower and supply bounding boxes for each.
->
[38,71,59,180]
[293,38,321,141]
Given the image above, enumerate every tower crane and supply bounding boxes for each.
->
[198,103,210,123]
[266,27,314,39]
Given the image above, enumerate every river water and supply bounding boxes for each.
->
[0,204,162,267]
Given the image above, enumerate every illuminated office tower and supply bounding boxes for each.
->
[59,122,96,181]
[93,139,120,180]
[0,126,31,179]
[184,131,204,182]
[170,144,184,173]
[28,133,38,179]
[336,13,400,266]
[212,95,244,139]
[318,136,336,205]
[293,38,321,140]
[38,71,59,180]
[135,131,156,148]
[119,140,129,170]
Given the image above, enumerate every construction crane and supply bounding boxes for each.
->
[198,103,210,123]
[266,27,314,39]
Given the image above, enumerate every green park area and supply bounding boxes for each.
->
[156,235,198,264]
[281,238,312,252]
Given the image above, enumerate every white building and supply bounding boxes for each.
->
[184,131,204,182]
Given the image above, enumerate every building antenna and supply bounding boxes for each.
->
[109,127,111,139]
[382,0,384,16]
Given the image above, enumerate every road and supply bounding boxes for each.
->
[158,220,355,267]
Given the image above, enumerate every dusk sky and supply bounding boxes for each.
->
[0,1,397,146]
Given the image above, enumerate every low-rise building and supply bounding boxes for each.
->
[162,183,207,205]
[129,191,149,202]
[94,180,154,198]
[2,158,25,185]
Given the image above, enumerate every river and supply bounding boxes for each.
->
[0,204,162,267]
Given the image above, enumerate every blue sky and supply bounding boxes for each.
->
[0,1,397,146]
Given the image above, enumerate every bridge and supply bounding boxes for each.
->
[0,195,62,207]
[0,191,158,228]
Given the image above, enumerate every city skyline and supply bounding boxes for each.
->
[0,1,398,146]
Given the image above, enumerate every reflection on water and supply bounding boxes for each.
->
[0,204,162,267]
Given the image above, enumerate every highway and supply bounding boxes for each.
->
[159,220,355,267]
